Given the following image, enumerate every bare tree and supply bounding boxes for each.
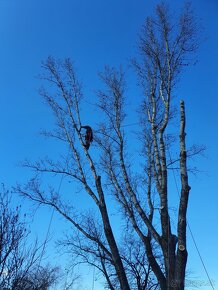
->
[15,2,200,290]
[16,56,131,290]
[0,185,59,290]
[11,264,59,290]
[131,3,199,288]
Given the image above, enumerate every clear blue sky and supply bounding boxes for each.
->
[0,0,218,289]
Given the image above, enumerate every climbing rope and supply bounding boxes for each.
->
[92,266,95,290]
[37,147,71,271]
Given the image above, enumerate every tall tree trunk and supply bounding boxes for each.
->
[96,176,131,290]
[174,100,191,289]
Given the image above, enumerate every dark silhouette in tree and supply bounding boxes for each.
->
[79,125,93,150]
[16,3,202,289]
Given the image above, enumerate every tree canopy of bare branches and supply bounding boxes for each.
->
[15,3,200,290]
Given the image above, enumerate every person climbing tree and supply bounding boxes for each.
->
[80,125,93,150]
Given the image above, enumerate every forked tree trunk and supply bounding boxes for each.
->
[165,101,190,290]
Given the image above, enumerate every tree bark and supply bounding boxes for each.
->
[96,176,131,290]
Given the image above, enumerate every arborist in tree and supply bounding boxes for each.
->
[80,125,93,150]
